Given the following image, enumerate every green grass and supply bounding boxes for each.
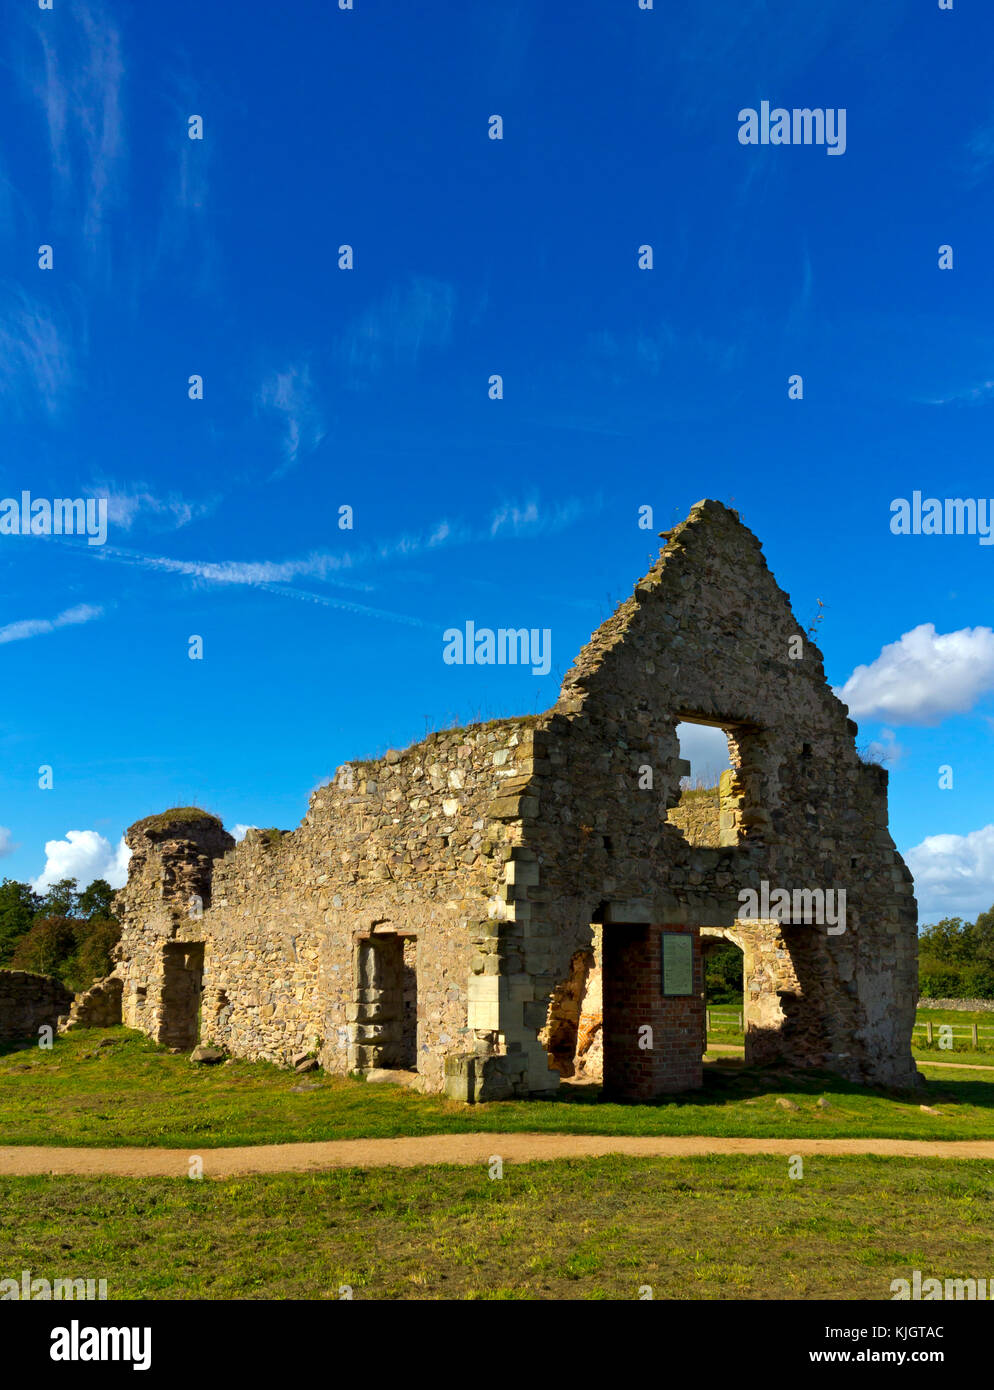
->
[0,1155,990,1299]
[705,1005,994,1056]
[915,1051,994,1069]
[4,1028,994,1147]
[706,1038,994,1068]
[132,807,221,833]
[913,1007,994,1027]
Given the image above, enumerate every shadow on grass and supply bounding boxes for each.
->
[549,1060,994,1114]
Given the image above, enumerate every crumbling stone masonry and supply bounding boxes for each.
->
[59,975,124,1033]
[0,971,74,1043]
[112,501,920,1101]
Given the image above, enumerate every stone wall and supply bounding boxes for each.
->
[60,975,123,1032]
[113,811,235,1050]
[114,722,542,1094]
[667,787,721,847]
[477,500,919,1094]
[113,499,919,1101]
[0,970,74,1043]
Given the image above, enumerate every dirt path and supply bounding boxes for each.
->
[2,1132,994,1178]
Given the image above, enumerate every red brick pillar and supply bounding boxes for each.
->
[602,923,703,1100]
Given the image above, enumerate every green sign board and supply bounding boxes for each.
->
[661,933,694,996]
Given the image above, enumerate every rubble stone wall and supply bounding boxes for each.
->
[487,501,918,1093]
[113,499,919,1101]
[114,721,539,1094]
[0,970,74,1043]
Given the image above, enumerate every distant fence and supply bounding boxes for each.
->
[706,1011,993,1048]
[914,1021,994,1048]
[706,1010,743,1032]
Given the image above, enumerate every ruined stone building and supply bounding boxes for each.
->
[110,500,920,1101]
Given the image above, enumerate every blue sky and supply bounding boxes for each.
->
[2,0,993,923]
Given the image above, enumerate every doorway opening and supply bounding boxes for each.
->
[159,942,205,1051]
[542,925,602,1081]
[353,931,418,1071]
[701,930,744,1057]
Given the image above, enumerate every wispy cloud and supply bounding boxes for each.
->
[257,364,326,477]
[489,497,592,538]
[83,495,597,627]
[337,278,456,378]
[0,603,103,646]
[0,289,74,417]
[923,379,994,407]
[32,0,126,249]
[0,827,15,859]
[150,66,213,285]
[785,249,813,338]
[88,482,217,532]
[962,114,994,186]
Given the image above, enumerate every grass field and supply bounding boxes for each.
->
[3,1028,994,1147]
[706,1005,994,1066]
[1,1155,990,1299]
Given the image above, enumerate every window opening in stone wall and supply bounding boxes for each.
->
[668,718,771,848]
[667,720,736,848]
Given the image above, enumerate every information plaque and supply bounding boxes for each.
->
[661,933,694,996]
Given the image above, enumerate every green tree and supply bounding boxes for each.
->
[705,942,743,1005]
[37,877,81,920]
[919,908,994,999]
[10,916,78,978]
[2,874,121,990]
[0,879,42,965]
[64,918,121,993]
[78,878,115,920]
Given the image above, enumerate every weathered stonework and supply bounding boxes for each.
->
[112,501,920,1100]
[667,787,722,848]
[59,974,124,1032]
[0,970,74,1043]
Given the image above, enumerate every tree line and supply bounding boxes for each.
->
[918,908,994,999]
[0,877,120,993]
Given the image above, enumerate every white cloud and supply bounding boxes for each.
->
[489,496,594,539]
[34,0,126,246]
[31,829,131,893]
[0,291,75,417]
[258,363,326,477]
[232,824,256,841]
[338,277,455,377]
[924,379,994,407]
[0,603,103,645]
[862,727,907,766]
[835,624,994,725]
[906,824,994,921]
[90,483,215,532]
[81,496,595,630]
[964,112,994,186]
[0,827,15,859]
